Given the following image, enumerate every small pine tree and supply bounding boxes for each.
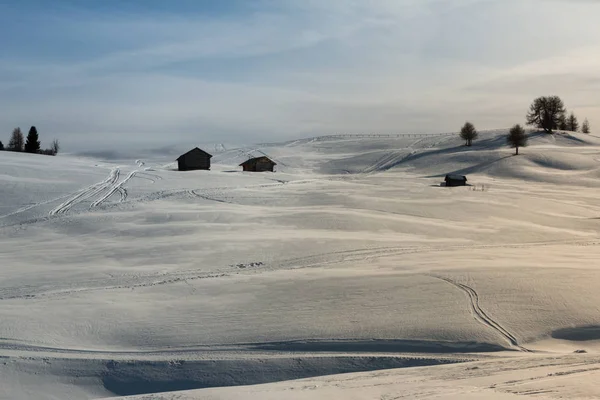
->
[567,112,579,132]
[558,115,568,131]
[24,126,41,154]
[8,127,24,151]
[507,124,528,155]
[582,118,590,134]
[0,140,3,150]
[460,122,478,147]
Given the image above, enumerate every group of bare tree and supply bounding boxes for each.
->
[1,127,60,156]
[459,95,591,156]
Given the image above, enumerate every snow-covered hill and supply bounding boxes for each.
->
[2,130,600,399]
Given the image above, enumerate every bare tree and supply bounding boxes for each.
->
[8,127,24,151]
[566,112,579,132]
[507,124,528,155]
[581,118,590,134]
[526,96,566,133]
[460,122,478,147]
[51,139,60,155]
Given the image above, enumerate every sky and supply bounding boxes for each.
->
[1,0,600,151]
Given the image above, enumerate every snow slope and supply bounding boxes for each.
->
[2,130,600,399]
[113,353,600,400]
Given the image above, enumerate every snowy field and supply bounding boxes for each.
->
[2,130,600,399]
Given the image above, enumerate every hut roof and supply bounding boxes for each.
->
[177,147,213,161]
[445,174,467,181]
[239,156,277,167]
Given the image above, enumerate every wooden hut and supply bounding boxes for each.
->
[444,174,467,187]
[177,148,213,171]
[240,156,276,172]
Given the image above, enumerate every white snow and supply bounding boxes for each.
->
[2,130,600,399]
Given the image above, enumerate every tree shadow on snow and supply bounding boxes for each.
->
[251,339,506,353]
[100,354,468,397]
[424,155,513,178]
[552,326,600,341]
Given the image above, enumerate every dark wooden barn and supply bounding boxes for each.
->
[177,148,213,171]
[445,174,467,187]
[240,156,276,172]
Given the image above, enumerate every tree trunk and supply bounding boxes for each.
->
[516,147,519,156]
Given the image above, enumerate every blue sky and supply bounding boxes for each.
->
[1,0,600,150]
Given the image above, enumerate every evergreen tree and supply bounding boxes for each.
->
[581,118,590,134]
[526,96,566,133]
[24,126,41,153]
[566,112,579,132]
[558,115,568,131]
[507,124,528,155]
[0,140,3,150]
[8,127,24,151]
[460,121,478,147]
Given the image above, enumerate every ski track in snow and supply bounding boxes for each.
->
[189,190,231,204]
[278,239,600,271]
[49,168,120,215]
[138,171,163,182]
[117,187,127,202]
[187,178,312,204]
[363,150,414,174]
[2,239,600,303]
[0,271,229,302]
[90,170,138,208]
[490,364,600,394]
[0,193,72,220]
[362,134,454,174]
[46,163,162,217]
[431,275,531,352]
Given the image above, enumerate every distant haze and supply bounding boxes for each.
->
[1,0,600,151]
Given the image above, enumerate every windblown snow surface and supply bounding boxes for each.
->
[3,130,600,399]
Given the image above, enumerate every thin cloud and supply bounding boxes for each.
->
[1,0,599,150]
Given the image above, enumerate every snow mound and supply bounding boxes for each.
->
[286,130,600,185]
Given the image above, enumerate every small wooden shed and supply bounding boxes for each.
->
[445,174,467,187]
[240,156,276,172]
[177,148,213,171]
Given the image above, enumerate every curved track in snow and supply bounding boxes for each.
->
[47,163,158,216]
[49,168,120,215]
[432,275,531,352]
[362,134,455,174]
[90,170,137,208]
[1,237,599,303]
